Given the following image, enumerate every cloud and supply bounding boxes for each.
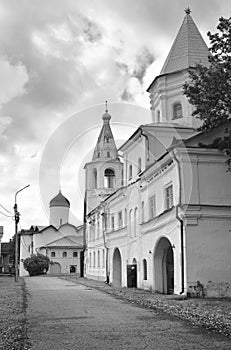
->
[0,59,29,106]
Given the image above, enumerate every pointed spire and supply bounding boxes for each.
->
[92,103,118,161]
[160,10,209,75]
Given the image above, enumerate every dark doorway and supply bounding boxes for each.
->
[70,265,76,273]
[112,248,122,287]
[127,264,137,288]
[80,251,84,277]
[154,237,174,294]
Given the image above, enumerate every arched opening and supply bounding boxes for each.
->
[70,265,76,273]
[127,258,137,288]
[112,248,122,287]
[104,168,115,188]
[154,237,174,294]
[49,262,61,275]
[93,168,97,188]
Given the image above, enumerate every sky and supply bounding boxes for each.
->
[0,0,230,242]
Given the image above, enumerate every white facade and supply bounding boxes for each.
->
[84,11,231,296]
[19,191,84,276]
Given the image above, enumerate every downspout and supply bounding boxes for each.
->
[171,149,186,295]
[82,191,87,278]
[140,129,150,161]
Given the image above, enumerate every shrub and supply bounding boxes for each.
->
[23,253,50,276]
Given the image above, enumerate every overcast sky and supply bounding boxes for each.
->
[0,0,230,242]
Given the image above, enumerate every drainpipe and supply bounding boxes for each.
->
[140,129,150,161]
[82,192,87,278]
[171,149,186,295]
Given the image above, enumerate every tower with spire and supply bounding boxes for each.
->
[147,9,210,127]
[84,104,123,215]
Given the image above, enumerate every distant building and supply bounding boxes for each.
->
[19,191,84,276]
[83,11,231,296]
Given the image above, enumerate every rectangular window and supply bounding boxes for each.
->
[98,250,100,267]
[118,211,123,229]
[89,252,92,267]
[93,252,96,267]
[166,184,173,209]
[111,214,115,231]
[149,195,156,219]
[141,201,145,223]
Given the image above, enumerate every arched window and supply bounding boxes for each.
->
[89,252,92,267]
[143,259,147,280]
[138,158,142,174]
[104,168,115,188]
[51,251,55,258]
[157,110,161,123]
[173,102,183,119]
[73,252,78,258]
[93,168,97,189]
[63,252,67,258]
[129,165,132,180]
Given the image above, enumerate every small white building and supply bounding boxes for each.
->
[19,191,84,276]
[84,10,231,297]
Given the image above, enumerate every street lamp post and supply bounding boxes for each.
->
[14,184,30,282]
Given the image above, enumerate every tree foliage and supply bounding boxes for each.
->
[183,16,231,166]
[23,253,50,276]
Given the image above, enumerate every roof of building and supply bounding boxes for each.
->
[49,190,70,208]
[160,11,209,75]
[44,235,83,248]
[92,107,118,161]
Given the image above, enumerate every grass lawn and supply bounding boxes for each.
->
[0,276,30,350]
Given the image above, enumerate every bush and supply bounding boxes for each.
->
[23,253,50,276]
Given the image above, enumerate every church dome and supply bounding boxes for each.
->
[49,190,70,208]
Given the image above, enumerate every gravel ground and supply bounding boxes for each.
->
[0,276,30,350]
[63,275,231,339]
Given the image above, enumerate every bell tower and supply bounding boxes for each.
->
[147,9,209,128]
[84,103,123,215]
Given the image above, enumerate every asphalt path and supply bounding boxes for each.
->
[25,276,231,350]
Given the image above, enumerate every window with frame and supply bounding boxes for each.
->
[143,259,147,280]
[93,168,97,188]
[129,165,132,180]
[124,208,127,226]
[166,184,173,209]
[89,252,92,267]
[172,102,183,119]
[111,214,115,231]
[51,251,55,258]
[93,252,96,267]
[157,110,161,123]
[98,250,100,267]
[63,252,67,258]
[149,195,156,219]
[118,211,123,229]
[73,252,78,258]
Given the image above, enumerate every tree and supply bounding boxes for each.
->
[23,253,50,276]
[183,16,231,166]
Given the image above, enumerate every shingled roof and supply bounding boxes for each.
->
[160,11,209,75]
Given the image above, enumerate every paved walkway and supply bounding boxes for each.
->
[25,276,231,350]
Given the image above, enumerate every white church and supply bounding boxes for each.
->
[84,10,231,296]
[19,190,84,276]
